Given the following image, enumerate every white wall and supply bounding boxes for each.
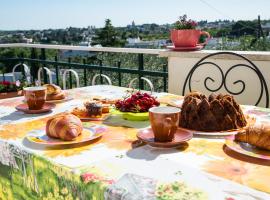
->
[161,51,270,107]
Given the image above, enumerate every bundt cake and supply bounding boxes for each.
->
[179,92,247,131]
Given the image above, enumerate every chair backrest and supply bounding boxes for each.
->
[182,52,269,108]
[12,63,31,84]
[62,69,80,90]
[37,67,53,85]
[128,77,154,93]
[92,74,112,86]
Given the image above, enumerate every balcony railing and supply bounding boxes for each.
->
[1,43,270,107]
[0,43,168,92]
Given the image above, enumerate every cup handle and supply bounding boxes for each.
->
[198,31,211,46]
[164,117,172,138]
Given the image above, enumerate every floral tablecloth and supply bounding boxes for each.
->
[0,85,269,200]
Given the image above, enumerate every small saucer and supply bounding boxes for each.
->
[137,127,193,148]
[167,45,204,51]
[15,103,56,114]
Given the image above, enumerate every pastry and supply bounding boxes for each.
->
[46,91,66,101]
[235,123,270,151]
[44,84,66,101]
[93,97,118,104]
[46,114,83,141]
[102,104,110,113]
[179,92,247,131]
[71,107,88,118]
[84,101,103,117]
[44,84,61,95]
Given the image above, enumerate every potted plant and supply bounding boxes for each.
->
[0,80,26,99]
[171,15,210,47]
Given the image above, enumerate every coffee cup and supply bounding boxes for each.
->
[24,86,47,110]
[149,106,180,142]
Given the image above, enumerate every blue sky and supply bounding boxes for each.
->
[1,0,270,30]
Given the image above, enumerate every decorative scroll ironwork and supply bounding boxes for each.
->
[182,52,269,108]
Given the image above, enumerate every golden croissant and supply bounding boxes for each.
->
[235,123,270,151]
[46,114,83,141]
[44,84,66,101]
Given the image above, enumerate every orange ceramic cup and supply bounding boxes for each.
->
[149,106,180,142]
[24,86,47,110]
[171,29,210,47]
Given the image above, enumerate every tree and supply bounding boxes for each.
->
[91,19,125,47]
[230,20,257,37]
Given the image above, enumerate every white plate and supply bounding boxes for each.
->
[178,127,240,136]
[178,115,255,136]
[46,96,73,103]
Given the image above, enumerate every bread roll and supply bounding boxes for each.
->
[44,84,61,95]
[46,114,83,141]
[46,91,66,101]
[235,123,270,151]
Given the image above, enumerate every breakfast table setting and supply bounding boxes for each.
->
[0,84,270,200]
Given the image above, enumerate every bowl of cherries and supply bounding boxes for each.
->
[114,91,160,121]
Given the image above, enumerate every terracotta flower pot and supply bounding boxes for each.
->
[170,29,210,47]
[0,90,23,99]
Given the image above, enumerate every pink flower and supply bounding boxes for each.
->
[81,173,100,183]
[104,179,115,184]
[191,21,198,27]
[81,172,115,185]
[15,80,21,87]
[225,198,235,200]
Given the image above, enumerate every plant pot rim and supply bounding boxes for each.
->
[0,90,23,99]
[171,29,200,31]
[0,90,21,93]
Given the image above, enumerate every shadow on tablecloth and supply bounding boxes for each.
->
[223,144,270,166]
[22,136,102,151]
[126,142,189,161]
[0,110,53,125]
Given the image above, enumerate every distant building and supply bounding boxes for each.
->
[59,43,97,59]
[262,22,270,33]
[206,37,240,50]
[125,38,169,48]
[21,37,33,43]
[79,41,91,46]
[126,37,141,44]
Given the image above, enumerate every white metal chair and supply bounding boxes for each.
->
[62,69,80,90]
[128,77,154,93]
[37,67,53,86]
[92,74,112,86]
[12,63,31,84]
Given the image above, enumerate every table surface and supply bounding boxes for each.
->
[0,85,269,200]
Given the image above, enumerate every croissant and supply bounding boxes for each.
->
[235,123,270,151]
[46,114,83,141]
[44,84,66,101]
[46,91,66,101]
[44,84,61,94]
